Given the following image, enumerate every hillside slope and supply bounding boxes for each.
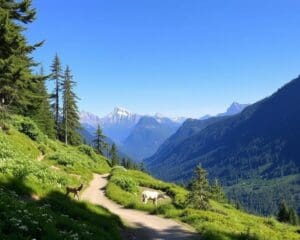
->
[146,76,300,215]
[0,116,121,239]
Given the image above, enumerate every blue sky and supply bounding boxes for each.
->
[27,0,300,118]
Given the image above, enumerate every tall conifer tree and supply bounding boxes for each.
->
[50,54,63,137]
[109,143,119,166]
[0,0,43,115]
[93,124,107,155]
[210,179,226,202]
[277,201,290,223]
[61,66,81,145]
[32,66,55,138]
[187,165,211,210]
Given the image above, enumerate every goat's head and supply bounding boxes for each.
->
[158,193,167,199]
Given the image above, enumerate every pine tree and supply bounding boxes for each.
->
[50,54,63,137]
[139,161,146,172]
[210,178,226,202]
[277,201,290,223]
[61,66,81,145]
[236,201,244,211]
[0,0,43,115]
[93,124,107,155]
[121,157,126,167]
[288,207,299,226]
[133,162,139,170]
[125,158,133,169]
[109,143,119,166]
[186,165,211,210]
[31,66,55,138]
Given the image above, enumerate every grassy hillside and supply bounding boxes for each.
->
[0,115,121,240]
[106,168,300,240]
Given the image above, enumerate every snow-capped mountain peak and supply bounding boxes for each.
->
[112,107,132,117]
[105,107,141,124]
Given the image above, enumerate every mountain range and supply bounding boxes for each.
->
[80,103,248,161]
[80,107,141,144]
[145,76,300,215]
[80,107,186,161]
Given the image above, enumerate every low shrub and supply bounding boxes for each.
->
[12,116,43,142]
[77,145,97,159]
[38,144,48,155]
[111,176,138,193]
[111,166,127,172]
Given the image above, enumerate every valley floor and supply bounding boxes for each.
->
[82,174,200,240]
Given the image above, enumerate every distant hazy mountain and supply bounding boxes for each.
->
[218,102,250,117]
[146,102,249,167]
[199,114,211,120]
[80,108,185,160]
[146,76,300,215]
[80,107,141,144]
[122,116,182,161]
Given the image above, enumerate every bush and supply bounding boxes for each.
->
[0,122,10,134]
[77,145,97,159]
[239,228,260,240]
[38,144,48,155]
[111,176,138,193]
[111,166,127,172]
[12,116,43,142]
[49,152,74,167]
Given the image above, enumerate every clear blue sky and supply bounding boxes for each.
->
[27,0,300,118]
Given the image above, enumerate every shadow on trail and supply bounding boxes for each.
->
[123,222,201,240]
[0,177,122,240]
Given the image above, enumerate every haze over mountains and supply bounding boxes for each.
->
[146,76,300,215]
[80,107,186,160]
[122,115,181,160]
[80,103,248,161]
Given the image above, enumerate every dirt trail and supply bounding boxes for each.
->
[82,174,200,240]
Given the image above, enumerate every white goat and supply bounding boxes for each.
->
[142,190,167,205]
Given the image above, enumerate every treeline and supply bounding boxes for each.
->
[93,124,145,170]
[0,0,81,146]
[0,0,129,169]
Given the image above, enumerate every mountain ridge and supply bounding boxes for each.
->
[122,116,181,161]
[145,76,300,215]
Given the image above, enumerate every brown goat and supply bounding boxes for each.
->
[66,184,83,200]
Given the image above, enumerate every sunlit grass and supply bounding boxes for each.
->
[107,168,300,240]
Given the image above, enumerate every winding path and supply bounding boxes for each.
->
[82,174,200,240]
